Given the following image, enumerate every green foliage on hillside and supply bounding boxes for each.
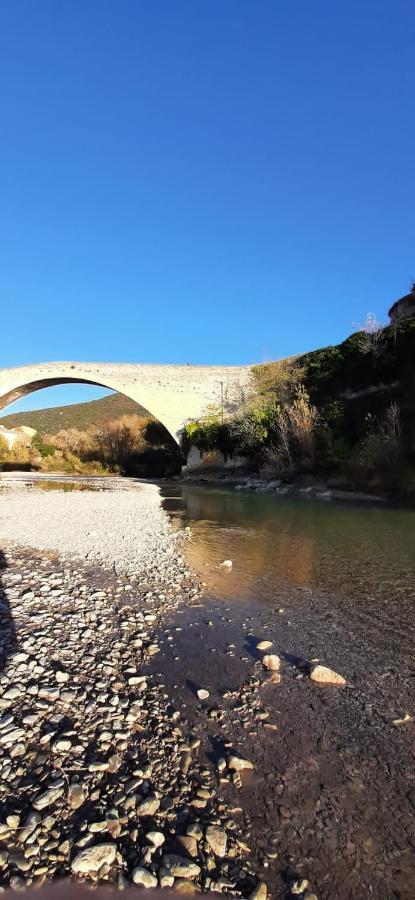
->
[182,318,415,497]
[0,392,149,435]
[300,318,415,401]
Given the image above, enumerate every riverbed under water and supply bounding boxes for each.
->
[162,483,415,638]
[158,484,415,899]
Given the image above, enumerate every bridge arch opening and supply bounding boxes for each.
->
[0,374,179,445]
[0,376,182,477]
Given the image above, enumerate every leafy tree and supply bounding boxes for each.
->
[31,432,54,458]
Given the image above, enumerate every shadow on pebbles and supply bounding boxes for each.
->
[0,544,269,898]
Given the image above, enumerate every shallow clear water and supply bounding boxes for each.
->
[162,483,415,614]
[160,485,415,900]
[0,474,133,492]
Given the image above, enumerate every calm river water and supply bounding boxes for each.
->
[163,483,415,609]
[159,484,415,899]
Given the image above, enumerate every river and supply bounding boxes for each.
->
[158,483,415,900]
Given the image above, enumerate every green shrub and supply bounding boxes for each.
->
[31,432,55,458]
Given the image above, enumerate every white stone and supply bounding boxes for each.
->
[32,780,65,810]
[71,842,117,875]
[132,867,158,888]
[197,689,209,700]
[262,654,280,671]
[310,665,346,685]
[146,830,165,848]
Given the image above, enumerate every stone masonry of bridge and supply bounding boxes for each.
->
[0,362,252,442]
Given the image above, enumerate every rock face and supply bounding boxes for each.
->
[388,288,415,323]
[71,843,117,875]
[310,664,346,685]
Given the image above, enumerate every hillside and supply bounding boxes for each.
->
[183,316,415,497]
[0,392,150,435]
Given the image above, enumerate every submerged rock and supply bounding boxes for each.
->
[197,688,209,700]
[228,754,254,772]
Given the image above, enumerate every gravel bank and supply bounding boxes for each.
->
[0,480,261,895]
[0,480,181,576]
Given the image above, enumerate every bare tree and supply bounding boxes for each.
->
[49,428,92,457]
[355,312,385,358]
[92,415,146,469]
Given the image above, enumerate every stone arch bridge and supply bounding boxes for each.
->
[0,362,252,443]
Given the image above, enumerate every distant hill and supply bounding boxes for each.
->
[0,392,150,435]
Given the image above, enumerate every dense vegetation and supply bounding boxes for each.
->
[182,317,415,497]
[0,413,181,477]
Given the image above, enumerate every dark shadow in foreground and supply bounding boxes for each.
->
[0,549,17,674]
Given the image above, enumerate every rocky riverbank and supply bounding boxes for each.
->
[182,471,387,504]
[2,476,415,900]
[0,479,263,895]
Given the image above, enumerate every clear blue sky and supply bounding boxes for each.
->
[1,0,414,414]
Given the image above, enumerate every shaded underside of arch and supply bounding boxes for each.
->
[0,376,173,441]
